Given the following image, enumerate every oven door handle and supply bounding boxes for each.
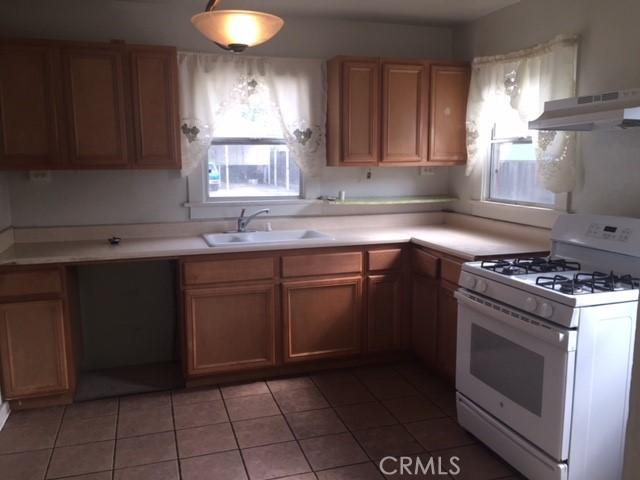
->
[454,290,576,351]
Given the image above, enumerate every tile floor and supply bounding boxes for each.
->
[0,362,525,480]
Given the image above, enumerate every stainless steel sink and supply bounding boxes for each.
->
[203,229,334,247]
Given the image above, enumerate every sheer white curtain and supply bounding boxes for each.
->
[178,52,326,177]
[466,35,578,193]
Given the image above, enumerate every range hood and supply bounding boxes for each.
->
[529,88,640,131]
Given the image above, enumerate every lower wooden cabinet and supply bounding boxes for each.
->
[367,273,402,352]
[411,273,439,369]
[283,276,362,363]
[184,283,277,376]
[0,300,70,399]
[437,280,459,384]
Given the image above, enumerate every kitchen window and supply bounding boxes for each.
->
[207,139,301,199]
[486,111,554,208]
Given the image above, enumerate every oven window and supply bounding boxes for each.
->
[470,324,544,416]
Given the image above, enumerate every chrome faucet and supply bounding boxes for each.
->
[236,208,270,233]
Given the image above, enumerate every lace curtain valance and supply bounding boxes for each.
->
[466,35,579,193]
[178,52,327,177]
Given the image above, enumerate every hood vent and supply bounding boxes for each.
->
[529,88,640,131]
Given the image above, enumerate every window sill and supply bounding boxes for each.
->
[186,199,317,208]
[185,199,320,220]
[469,200,564,229]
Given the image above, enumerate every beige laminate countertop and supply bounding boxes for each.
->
[0,224,550,266]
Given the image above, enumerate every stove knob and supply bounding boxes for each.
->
[524,297,538,313]
[476,280,488,293]
[463,275,476,289]
[539,303,554,318]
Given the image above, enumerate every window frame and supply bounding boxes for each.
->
[191,137,304,205]
[485,126,554,209]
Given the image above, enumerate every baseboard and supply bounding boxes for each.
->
[0,401,10,431]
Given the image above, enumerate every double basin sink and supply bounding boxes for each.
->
[203,229,334,247]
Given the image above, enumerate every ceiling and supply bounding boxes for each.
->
[117,0,521,25]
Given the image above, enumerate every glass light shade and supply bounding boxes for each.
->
[191,10,284,50]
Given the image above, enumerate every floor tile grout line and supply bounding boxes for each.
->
[266,379,316,477]
[110,398,120,480]
[219,386,252,480]
[42,406,66,480]
[168,390,183,480]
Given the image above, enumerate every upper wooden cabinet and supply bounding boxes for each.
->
[429,65,470,164]
[0,39,181,170]
[327,56,469,167]
[381,62,428,165]
[328,59,380,166]
[62,45,129,168]
[129,46,180,168]
[0,43,63,169]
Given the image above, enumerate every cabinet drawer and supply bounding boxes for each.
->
[441,258,463,285]
[282,251,362,278]
[0,269,63,299]
[412,249,439,278]
[367,248,403,272]
[183,257,275,286]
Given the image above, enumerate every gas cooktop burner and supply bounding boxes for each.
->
[536,272,640,295]
[481,257,582,275]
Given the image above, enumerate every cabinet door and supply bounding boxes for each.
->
[367,273,402,352]
[0,43,62,169]
[341,60,380,166]
[184,284,277,376]
[437,281,458,384]
[429,65,470,164]
[62,46,129,167]
[0,300,69,399]
[283,277,362,363]
[129,46,180,169]
[381,62,428,164]
[411,274,439,368]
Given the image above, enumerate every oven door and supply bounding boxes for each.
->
[455,289,577,461]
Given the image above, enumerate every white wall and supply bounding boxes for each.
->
[450,0,640,219]
[0,0,455,227]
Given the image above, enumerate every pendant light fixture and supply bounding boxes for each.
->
[191,0,284,53]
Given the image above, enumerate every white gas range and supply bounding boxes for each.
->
[455,214,640,480]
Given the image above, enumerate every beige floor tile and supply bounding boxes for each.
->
[225,393,280,422]
[335,402,397,431]
[267,377,314,393]
[286,408,346,439]
[180,450,247,480]
[316,381,375,407]
[0,449,50,480]
[57,472,112,480]
[315,462,384,480]
[177,423,237,458]
[273,386,329,413]
[222,381,270,399]
[299,432,368,470]
[172,387,221,406]
[233,415,293,448]
[406,418,476,451]
[64,399,118,420]
[382,396,446,424]
[0,423,59,454]
[354,424,423,461]
[47,440,114,479]
[114,431,176,469]
[56,415,117,447]
[173,400,228,430]
[5,407,64,429]
[119,392,171,415]
[278,475,317,480]
[114,459,180,480]
[362,376,420,400]
[117,405,173,438]
[242,441,310,480]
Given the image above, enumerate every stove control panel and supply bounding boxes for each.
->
[586,223,632,242]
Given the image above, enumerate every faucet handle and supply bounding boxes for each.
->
[239,208,246,218]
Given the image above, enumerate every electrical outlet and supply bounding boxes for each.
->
[365,168,372,180]
[28,171,52,184]
[419,167,436,176]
